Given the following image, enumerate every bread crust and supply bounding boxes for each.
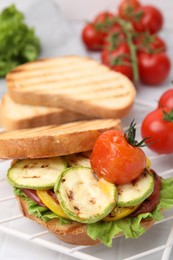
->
[17,196,155,246]
[0,94,90,130]
[0,119,121,159]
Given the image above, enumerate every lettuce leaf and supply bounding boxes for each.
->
[87,177,173,247]
[0,5,40,77]
[14,188,71,224]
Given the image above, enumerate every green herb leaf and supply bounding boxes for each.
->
[0,4,41,77]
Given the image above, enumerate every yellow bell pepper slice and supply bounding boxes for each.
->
[103,204,140,221]
[37,190,70,219]
[146,157,151,170]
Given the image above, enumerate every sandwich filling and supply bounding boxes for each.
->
[9,152,173,246]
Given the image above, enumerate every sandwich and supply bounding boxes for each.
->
[6,56,136,119]
[0,94,90,130]
[0,119,173,247]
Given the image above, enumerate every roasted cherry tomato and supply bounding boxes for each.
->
[91,126,146,185]
[141,108,173,154]
[82,23,103,51]
[118,0,141,20]
[138,52,171,85]
[101,43,133,80]
[158,89,173,109]
[132,5,163,34]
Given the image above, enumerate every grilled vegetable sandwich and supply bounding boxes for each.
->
[0,119,173,247]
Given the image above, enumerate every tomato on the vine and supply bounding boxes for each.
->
[141,108,173,154]
[93,12,115,43]
[132,5,163,34]
[138,52,171,85]
[118,0,141,20]
[91,124,146,185]
[158,89,173,109]
[94,11,115,24]
[101,43,133,80]
[82,23,103,51]
[135,34,166,54]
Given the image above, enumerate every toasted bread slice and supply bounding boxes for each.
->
[0,119,121,159]
[17,195,155,246]
[6,56,136,119]
[0,94,90,130]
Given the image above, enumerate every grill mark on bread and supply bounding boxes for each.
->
[7,58,103,80]
[8,56,85,71]
[0,119,120,139]
[11,82,130,97]
[7,69,116,88]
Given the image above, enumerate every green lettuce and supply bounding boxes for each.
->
[14,188,71,224]
[87,178,173,247]
[0,5,41,77]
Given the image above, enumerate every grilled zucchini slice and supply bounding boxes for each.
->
[7,157,67,190]
[117,170,154,207]
[65,153,91,167]
[55,167,117,223]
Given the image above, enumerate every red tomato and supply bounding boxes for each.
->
[135,34,166,54]
[82,12,115,51]
[118,0,141,19]
[132,6,163,34]
[82,23,103,51]
[94,12,115,43]
[94,11,115,25]
[141,108,173,154]
[138,52,171,85]
[102,42,130,64]
[158,89,173,109]
[101,43,133,80]
[104,24,126,50]
[111,64,133,80]
[90,129,146,185]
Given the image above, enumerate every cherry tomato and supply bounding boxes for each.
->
[141,108,173,154]
[104,24,126,50]
[135,34,166,54]
[118,0,141,20]
[94,11,115,28]
[90,129,146,185]
[138,52,171,85]
[158,89,173,109]
[94,12,115,44]
[132,5,163,34]
[101,43,133,81]
[111,64,133,81]
[82,23,103,51]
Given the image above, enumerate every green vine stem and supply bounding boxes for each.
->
[113,17,139,82]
